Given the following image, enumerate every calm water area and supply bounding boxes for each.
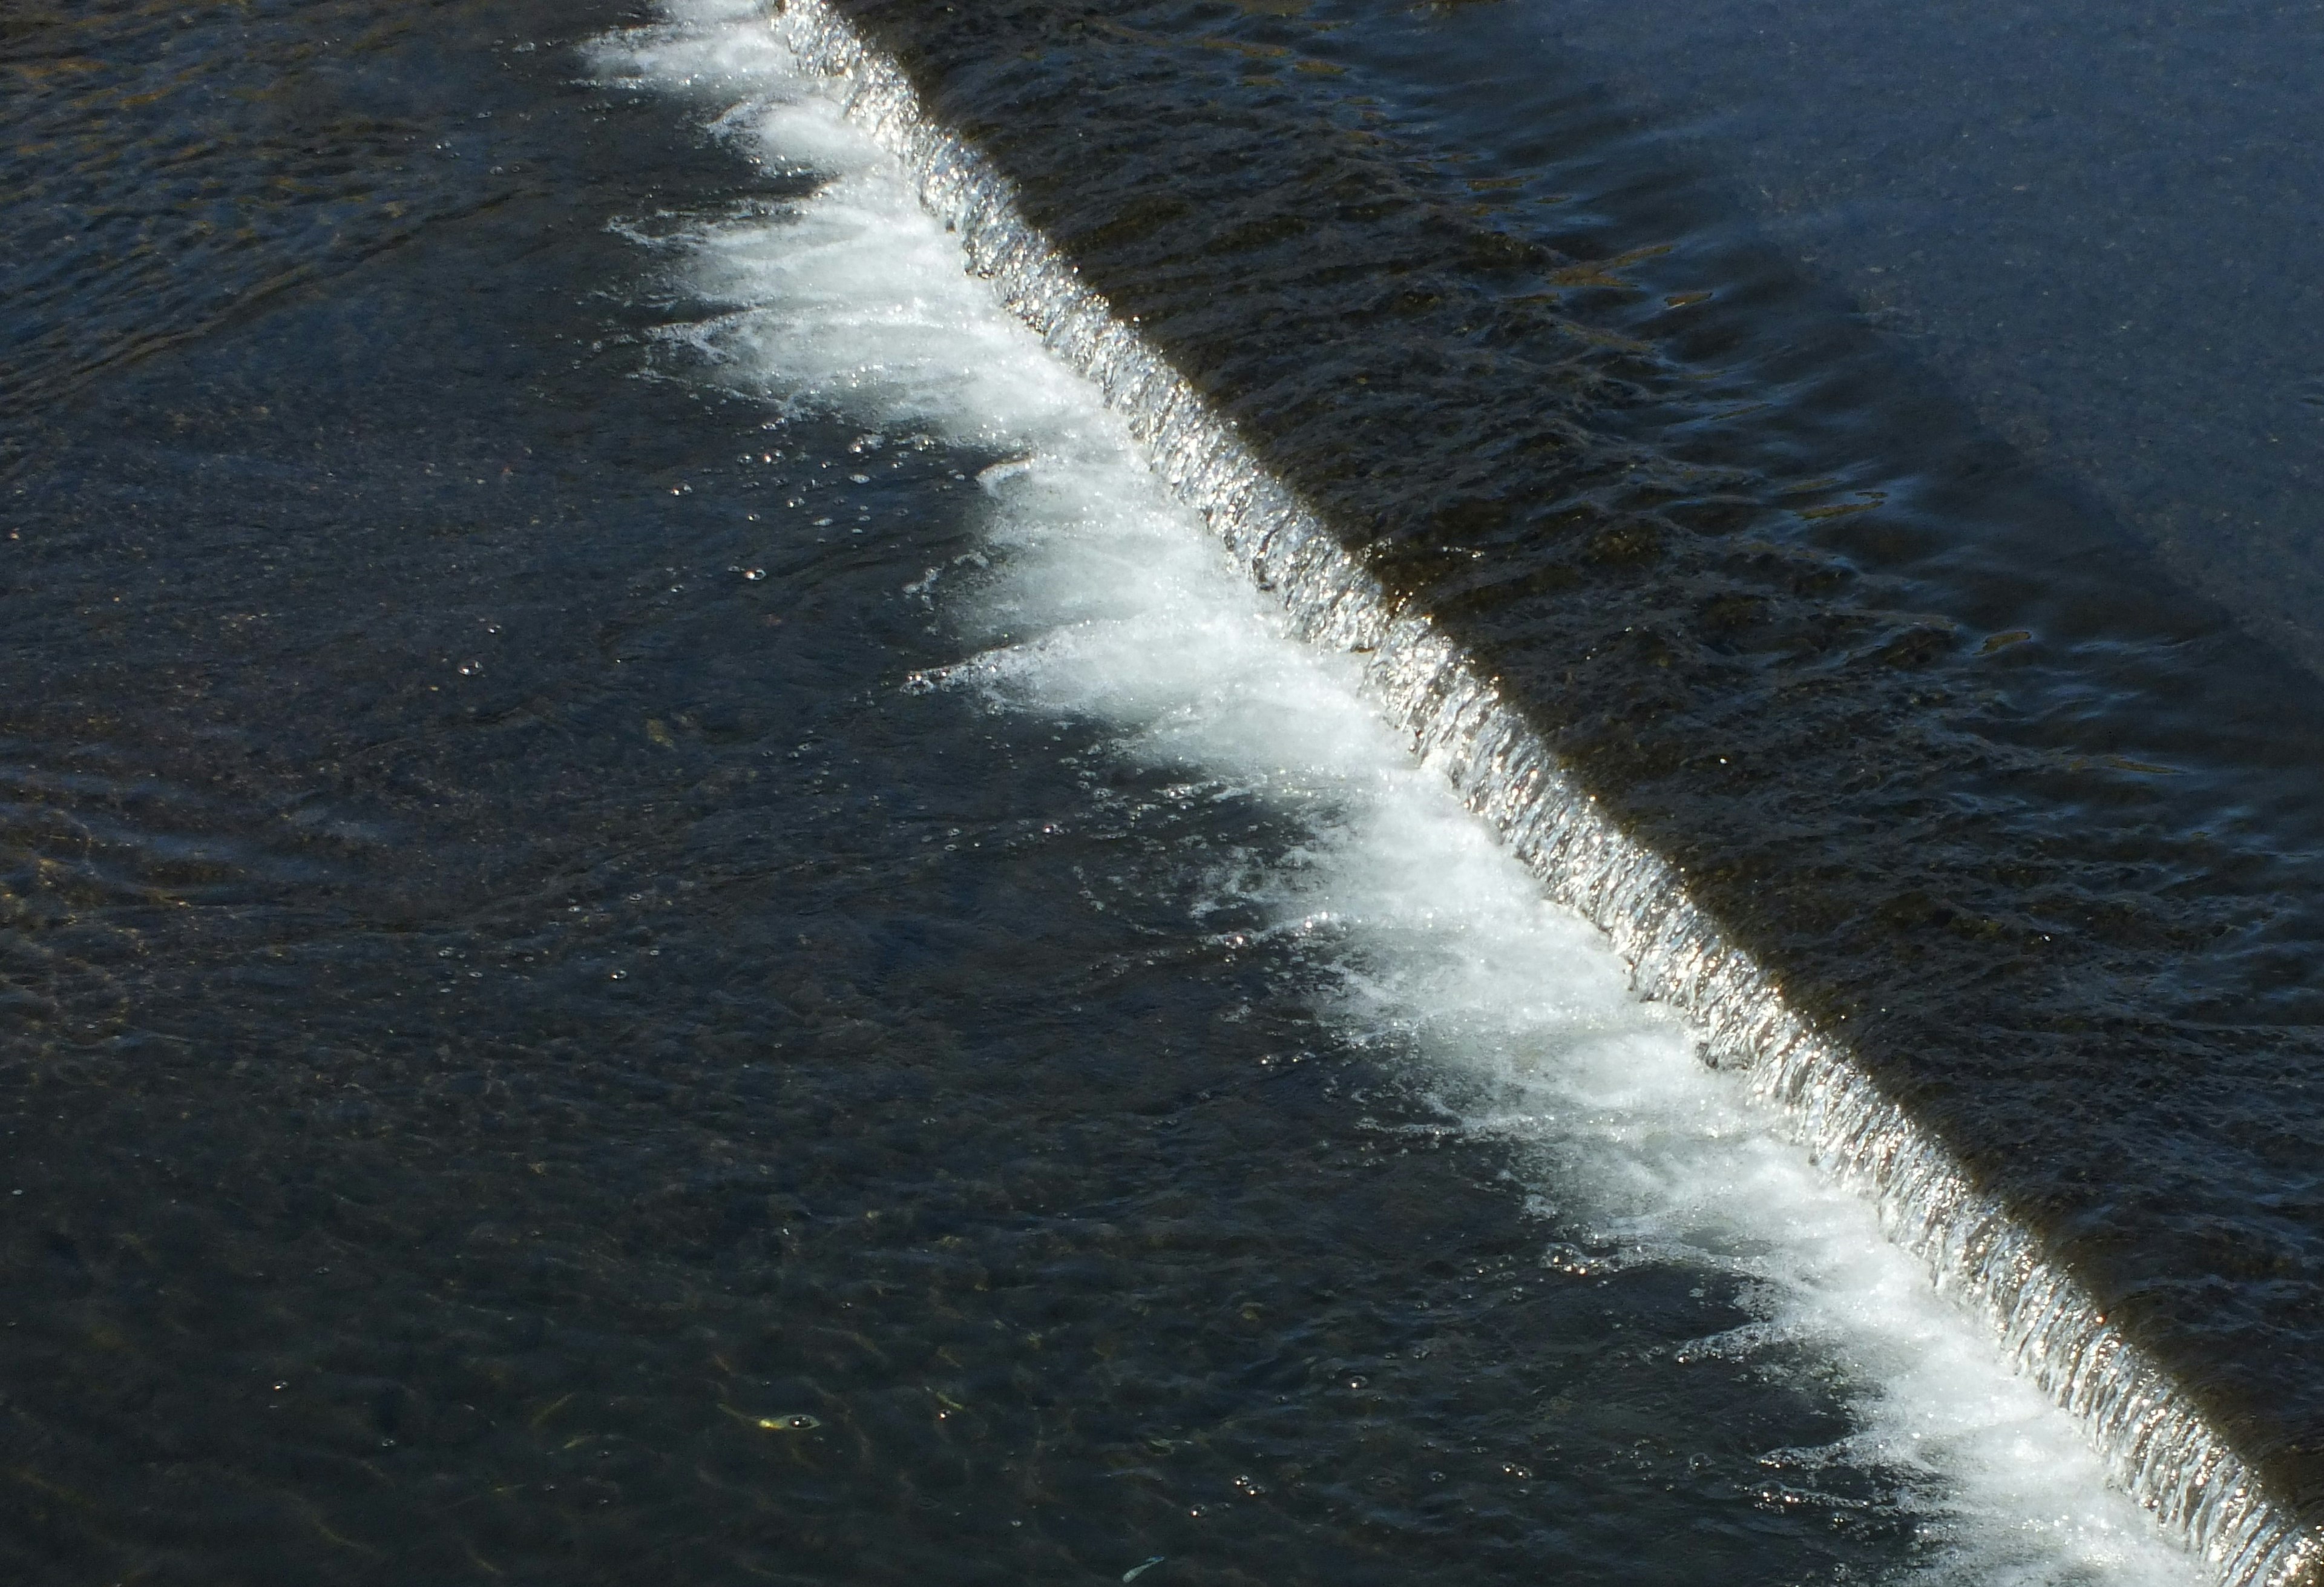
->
[1,1,2319,1583]
[1397,0,2324,677]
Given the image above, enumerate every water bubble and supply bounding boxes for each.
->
[976,457,1035,492]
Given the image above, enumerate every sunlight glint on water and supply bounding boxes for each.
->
[595,7,2202,1582]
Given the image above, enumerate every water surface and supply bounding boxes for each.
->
[0,0,2318,1582]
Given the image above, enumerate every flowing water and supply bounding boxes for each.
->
[3,1,2321,1584]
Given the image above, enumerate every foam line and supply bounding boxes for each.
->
[606,5,2320,1581]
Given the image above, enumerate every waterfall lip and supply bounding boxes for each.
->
[756,2,2324,1582]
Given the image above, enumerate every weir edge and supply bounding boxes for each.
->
[767,4,2320,1580]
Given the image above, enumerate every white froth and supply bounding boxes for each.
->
[596,8,2204,1583]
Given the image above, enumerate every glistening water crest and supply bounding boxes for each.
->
[777,28,2324,1536]
[599,5,2213,1580]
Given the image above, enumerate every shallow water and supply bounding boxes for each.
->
[2,0,2320,1582]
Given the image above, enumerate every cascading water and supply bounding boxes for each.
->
[603,4,2324,1583]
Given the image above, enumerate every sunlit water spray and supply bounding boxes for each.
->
[594,5,2222,1582]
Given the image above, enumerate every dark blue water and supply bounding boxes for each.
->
[1485,0,2324,678]
[2,1,2320,1583]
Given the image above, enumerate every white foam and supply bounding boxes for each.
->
[596,8,2205,1582]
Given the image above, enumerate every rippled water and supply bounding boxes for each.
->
[1469,0,2324,677]
[2,0,2320,1582]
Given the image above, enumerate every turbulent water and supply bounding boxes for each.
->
[2,0,2321,1583]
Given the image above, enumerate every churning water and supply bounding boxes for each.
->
[591,5,2267,1580]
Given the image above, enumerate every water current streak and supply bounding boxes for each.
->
[766,2,2320,1582]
